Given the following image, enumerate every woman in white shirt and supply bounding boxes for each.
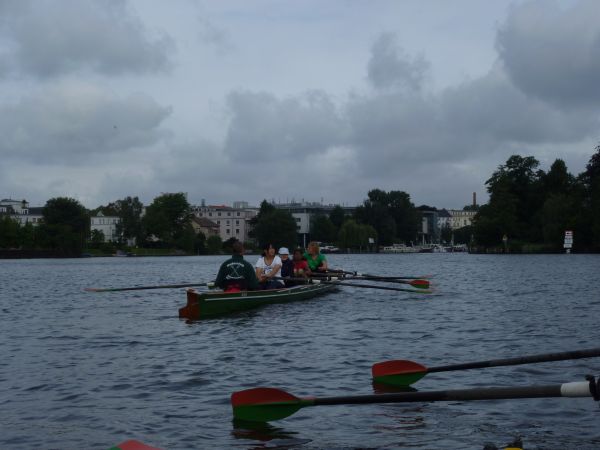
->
[255,243,284,289]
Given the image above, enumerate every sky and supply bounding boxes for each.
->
[1,0,599,210]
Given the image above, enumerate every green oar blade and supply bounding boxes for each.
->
[372,360,428,386]
[231,387,312,422]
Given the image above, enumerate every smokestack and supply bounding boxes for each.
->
[472,192,476,207]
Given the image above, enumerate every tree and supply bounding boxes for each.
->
[206,235,223,254]
[90,229,105,247]
[142,193,191,246]
[114,196,144,244]
[354,189,419,245]
[310,214,337,243]
[250,200,297,249]
[40,197,89,253]
[338,219,377,251]
[582,144,600,249]
[440,223,452,244]
[0,216,20,248]
[329,205,346,229]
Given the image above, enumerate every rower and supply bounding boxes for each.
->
[304,241,328,273]
[215,241,259,292]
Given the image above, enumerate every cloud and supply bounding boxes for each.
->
[367,32,430,92]
[223,90,347,162]
[0,0,173,78]
[0,82,172,164]
[496,0,600,108]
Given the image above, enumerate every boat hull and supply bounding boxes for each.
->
[179,283,337,320]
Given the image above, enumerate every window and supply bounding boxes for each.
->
[295,218,301,222]
[209,212,212,217]
[226,220,230,225]
[237,212,240,216]
[236,229,240,234]
[226,229,230,234]
[218,212,221,216]
[235,220,239,225]
[227,212,231,216]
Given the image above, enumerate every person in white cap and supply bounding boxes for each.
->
[278,247,294,284]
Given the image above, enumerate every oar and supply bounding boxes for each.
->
[333,270,432,280]
[232,378,599,422]
[358,277,430,289]
[372,347,600,387]
[109,440,161,450]
[85,282,213,292]
[278,277,432,294]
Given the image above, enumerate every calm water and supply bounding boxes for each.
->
[1,254,600,450]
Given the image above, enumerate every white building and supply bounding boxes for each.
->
[90,212,121,242]
[192,203,258,242]
[449,210,477,229]
[0,199,44,225]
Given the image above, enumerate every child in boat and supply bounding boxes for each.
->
[292,248,311,279]
[278,247,294,286]
[215,241,259,292]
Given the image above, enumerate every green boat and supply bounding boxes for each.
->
[178,283,337,320]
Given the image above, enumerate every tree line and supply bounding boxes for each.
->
[2,143,599,254]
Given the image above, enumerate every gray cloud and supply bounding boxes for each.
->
[367,32,430,92]
[0,0,173,78]
[0,82,172,164]
[223,90,347,162]
[497,0,600,108]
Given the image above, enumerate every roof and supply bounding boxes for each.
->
[437,209,452,218]
[28,207,44,215]
[192,216,219,228]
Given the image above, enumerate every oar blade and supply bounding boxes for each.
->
[231,387,305,422]
[372,360,428,386]
[409,279,430,289]
[109,440,161,450]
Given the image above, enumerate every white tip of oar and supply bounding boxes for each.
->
[207,282,215,288]
[313,279,322,284]
[560,381,592,397]
[330,277,339,281]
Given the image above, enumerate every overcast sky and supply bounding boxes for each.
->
[1,0,599,210]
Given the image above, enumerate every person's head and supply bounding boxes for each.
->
[293,248,304,261]
[278,247,290,260]
[232,240,244,255]
[262,243,276,257]
[307,241,320,255]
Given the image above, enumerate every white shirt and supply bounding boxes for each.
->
[255,255,282,278]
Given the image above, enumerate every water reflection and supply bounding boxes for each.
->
[231,419,311,448]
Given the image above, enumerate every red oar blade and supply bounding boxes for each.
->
[109,440,161,450]
[232,387,310,422]
[372,360,428,386]
[409,279,430,289]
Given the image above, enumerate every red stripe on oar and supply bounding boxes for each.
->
[231,387,299,407]
[114,440,162,450]
[372,360,427,378]
[410,279,430,288]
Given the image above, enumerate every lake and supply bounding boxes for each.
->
[1,253,600,449]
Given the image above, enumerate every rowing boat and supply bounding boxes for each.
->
[178,283,337,320]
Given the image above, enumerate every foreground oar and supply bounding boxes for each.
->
[109,440,161,450]
[372,347,600,386]
[85,282,212,292]
[279,277,432,294]
[359,277,430,289]
[232,378,599,422]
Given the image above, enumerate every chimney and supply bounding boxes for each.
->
[472,192,476,207]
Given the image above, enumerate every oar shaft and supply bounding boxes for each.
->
[320,280,430,293]
[313,382,592,406]
[430,348,600,373]
[86,282,208,292]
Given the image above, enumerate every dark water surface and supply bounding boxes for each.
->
[1,254,600,449]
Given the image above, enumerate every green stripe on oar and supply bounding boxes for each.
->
[372,347,600,386]
[232,379,598,422]
[85,282,211,292]
[335,270,432,280]
[319,279,432,294]
[109,440,161,450]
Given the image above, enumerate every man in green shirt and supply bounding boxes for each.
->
[215,241,259,291]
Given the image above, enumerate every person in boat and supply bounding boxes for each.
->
[292,247,311,279]
[304,241,328,274]
[255,243,285,290]
[278,247,294,286]
[215,240,259,292]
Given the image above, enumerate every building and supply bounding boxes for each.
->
[0,199,44,225]
[273,201,356,247]
[449,210,477,229]
[90,212,121,242]
[192,203,258,242]
[191,217,220,237]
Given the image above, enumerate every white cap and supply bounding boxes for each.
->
[278,247,290,255]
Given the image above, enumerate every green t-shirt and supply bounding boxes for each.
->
[304,252,326,271]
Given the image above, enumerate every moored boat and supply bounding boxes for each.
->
[179,283,337,320]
